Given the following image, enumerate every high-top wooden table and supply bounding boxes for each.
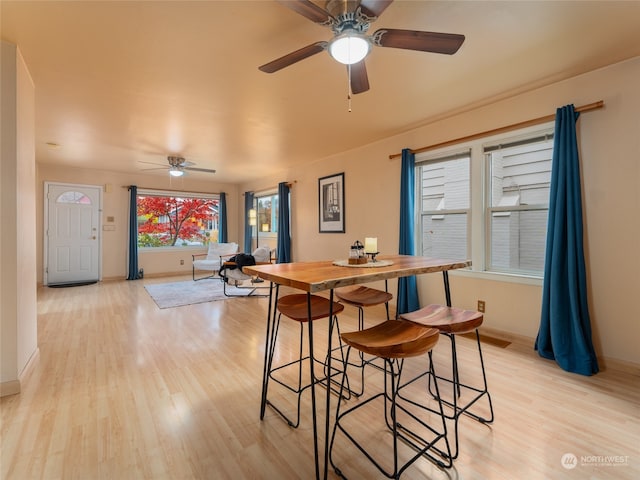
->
[244,255,471,480]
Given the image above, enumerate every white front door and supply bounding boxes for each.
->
[45,183,101,285]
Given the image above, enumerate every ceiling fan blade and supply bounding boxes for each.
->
[140,167,169,172]
[184,167,217,174]
[259,41,328,73]
[359,0,394,19]
[349,60,370,94]
[276,0,334,24]
[373,28,465,55]
[138,161,166,166]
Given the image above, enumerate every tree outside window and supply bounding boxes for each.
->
[137,194,219,247]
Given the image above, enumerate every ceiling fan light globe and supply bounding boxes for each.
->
[329,34,370,65]
[169,167,184,177]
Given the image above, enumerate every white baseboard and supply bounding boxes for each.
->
[0,347,40,398]
[19,347,40,383]
[0,380,20,397]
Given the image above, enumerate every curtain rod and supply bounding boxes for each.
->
[388,100,604,160]
[243,181,297,195]
[122,185,225,195]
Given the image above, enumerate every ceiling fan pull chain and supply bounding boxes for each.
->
[347,63,352,112]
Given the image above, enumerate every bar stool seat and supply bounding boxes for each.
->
[335,285,393,396]
[400,304,483,333]
[335,285,393,311]
[330,320,452,478]
[265,294,346,428]
[400,304,494,460]
[340,320,437,358]
[276,294,345,322]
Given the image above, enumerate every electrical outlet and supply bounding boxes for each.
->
[477,300,486,313]
[180,259,184,265]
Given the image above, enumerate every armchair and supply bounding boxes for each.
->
[191,242,238,281]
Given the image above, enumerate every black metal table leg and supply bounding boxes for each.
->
[443,270,452,307]
[306,292,321,480]
[323,289,335,479]
[260,283,278,419]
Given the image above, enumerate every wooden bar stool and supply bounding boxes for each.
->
[400,304,494,459]
[335,284,393,327]
[265,293,346,428]
[335,285,393,396]
[329,320,452,479]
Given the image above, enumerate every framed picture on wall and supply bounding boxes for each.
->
[318,172,345,233]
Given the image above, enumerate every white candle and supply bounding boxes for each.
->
[364,237,378,253]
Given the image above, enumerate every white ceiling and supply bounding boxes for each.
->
[3,1,640,183]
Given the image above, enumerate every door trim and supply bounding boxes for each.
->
[43,182,103,286]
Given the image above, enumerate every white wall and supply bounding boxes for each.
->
[1,42,37,395]
[240,57,640,370]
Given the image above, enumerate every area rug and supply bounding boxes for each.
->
[144,279,252,309]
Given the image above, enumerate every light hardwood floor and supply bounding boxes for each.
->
[2,276,639,479]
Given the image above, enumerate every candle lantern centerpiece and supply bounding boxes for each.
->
[364,237,379,262]
[348,240,368,265]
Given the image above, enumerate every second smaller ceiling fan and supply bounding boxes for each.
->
[139,156,216,177]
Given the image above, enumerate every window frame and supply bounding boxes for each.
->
[250,190,279,248]
[483,127,554,277]
[416,149,472,262]
[137,188,220,251]
[415,122,554,285]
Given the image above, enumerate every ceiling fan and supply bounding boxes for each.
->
[139,156,216,177]
[259,0,465,94]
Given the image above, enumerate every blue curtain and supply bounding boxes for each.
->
[219,192,228,243]
[397,148,419,314]
[535,104,599,376]
[277,182,291,263]
[126,185,140,280]
[244,191,254,252]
